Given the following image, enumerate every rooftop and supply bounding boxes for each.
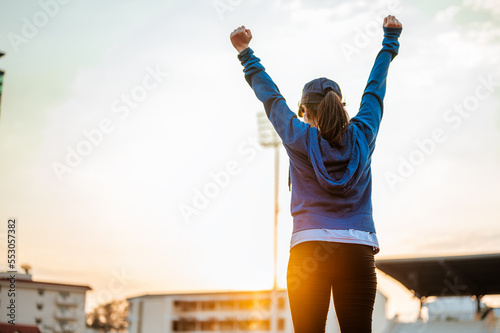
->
[127,288,288,301]
[376,253,500,298]
[0,272,91,291]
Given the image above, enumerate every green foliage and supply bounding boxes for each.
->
[86,299,129,333]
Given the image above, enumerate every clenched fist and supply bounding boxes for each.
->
[230,25,253,53]
[383,15,402,28]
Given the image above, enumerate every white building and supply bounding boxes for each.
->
[127,289,388,333]
[0,272,91,333]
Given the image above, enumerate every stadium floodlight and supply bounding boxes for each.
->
[257,111,281,148]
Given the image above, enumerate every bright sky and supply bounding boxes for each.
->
[0,0,499,319]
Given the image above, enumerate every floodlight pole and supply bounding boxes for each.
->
[257,111,281,333]
[272,140,279,292]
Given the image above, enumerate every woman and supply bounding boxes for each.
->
[230,15,403,333]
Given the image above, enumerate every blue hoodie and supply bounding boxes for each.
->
[237,27,402,235]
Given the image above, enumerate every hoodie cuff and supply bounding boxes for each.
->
[381,27,402,60]
[236,46,265,85]
[383,26,402,39]
[237,47,253,62]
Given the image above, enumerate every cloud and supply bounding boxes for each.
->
[463,0,500,16]
[435,5,461,23]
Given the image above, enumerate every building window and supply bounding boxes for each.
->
[59,291,69,298]
[278,297,286,310]
[219,319,235,331]
[200,320,216,330]
[238,319,270,331]
[35,318,42,325]
[175,301,197,312]
[201,301,215,311]
[238,299,254,310]
[172,319,196,332]
[278,318,285,331]
[257,298,271,310]
[220,300,234,311]
[36,303,43,310]
[38,289,45,296]
[58,320,68,329]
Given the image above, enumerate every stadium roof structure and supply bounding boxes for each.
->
[376,253,500,299]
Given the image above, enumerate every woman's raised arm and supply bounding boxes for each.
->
[350,15,403,145]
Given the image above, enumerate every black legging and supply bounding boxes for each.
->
[287,241,377,333]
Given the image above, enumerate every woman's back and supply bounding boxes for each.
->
[230,15,403,332]
[286,118,375,235]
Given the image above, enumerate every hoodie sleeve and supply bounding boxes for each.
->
[350,27,402,145]
[237,47,309,155]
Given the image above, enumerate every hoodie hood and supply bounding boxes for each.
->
[308,125,370,195]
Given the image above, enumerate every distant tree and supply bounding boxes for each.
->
[86,299,129,333]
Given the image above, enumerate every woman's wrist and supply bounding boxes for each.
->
[238,46,250,54]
